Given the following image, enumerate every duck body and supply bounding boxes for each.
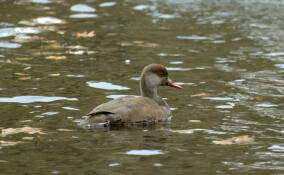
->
[82,64,182,126]
[84,96,170,125]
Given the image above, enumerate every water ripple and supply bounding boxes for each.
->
[0,42,21,48]
[69,14,98,18]
[268,145,284,152]
[62,106,80,111]
[202,97,239,101]
[176,35,209,40]
[99,2,117,7]
[70,4,96,12]
[166,67,192,71]
[264,52,284,57]
[274,64,284,69]
[216,105,234,109]
[126,150,164,156]
[132,5,154,11]
[106,95,135,99]
[21,0,51,4]
[0,27,41,38]
[255,103,278,108]
[169,61,183,64]
[32,17,65,25]
[0,96,78,103]
[86,81,130,90]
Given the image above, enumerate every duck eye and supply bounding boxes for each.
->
[158,72,164,77]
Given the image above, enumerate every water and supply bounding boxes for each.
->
[0,0,283,174]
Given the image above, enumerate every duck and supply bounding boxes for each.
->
[82,64,182,126]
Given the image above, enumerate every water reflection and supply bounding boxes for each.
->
[0,27,41,38]
[0,42,21,48]
[176,35,209,40]
[70,4,96,12]
[166,67,192,71]
[62,106,80,111]
[99,2,117,7]
[106,94,137,99]
[0,96,77,103]
[108,163,120,167]
[264,52,284,57]
[21,0,51,3]
[274,64,284,69]
[174,82,194,86]
[255,103,278,108]
[86,81,130,90]
[215,57,236,63]
[126,149,164,156]
[66,74,85,78]
[215,105,233,109]
[169,61,183,64]
[132,5,154,11]
[69,14,98,19]
[202,97,238,101]
[36,111,59,118]
[268,145,284,152]
[32,17,65,25]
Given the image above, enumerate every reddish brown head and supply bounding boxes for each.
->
[141,64,182,90]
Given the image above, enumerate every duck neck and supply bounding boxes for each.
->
[140,74,168,107]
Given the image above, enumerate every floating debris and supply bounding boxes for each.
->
[74,31,95,38]
[191,93,210,97]
[48,73,61,77]
[0,140,23,146]
[1,126,47,137]
[46,56,66,60]
[213,135,255,145]
[189,120,201,123]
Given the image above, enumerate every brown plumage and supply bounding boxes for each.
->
[82,64,182,126]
